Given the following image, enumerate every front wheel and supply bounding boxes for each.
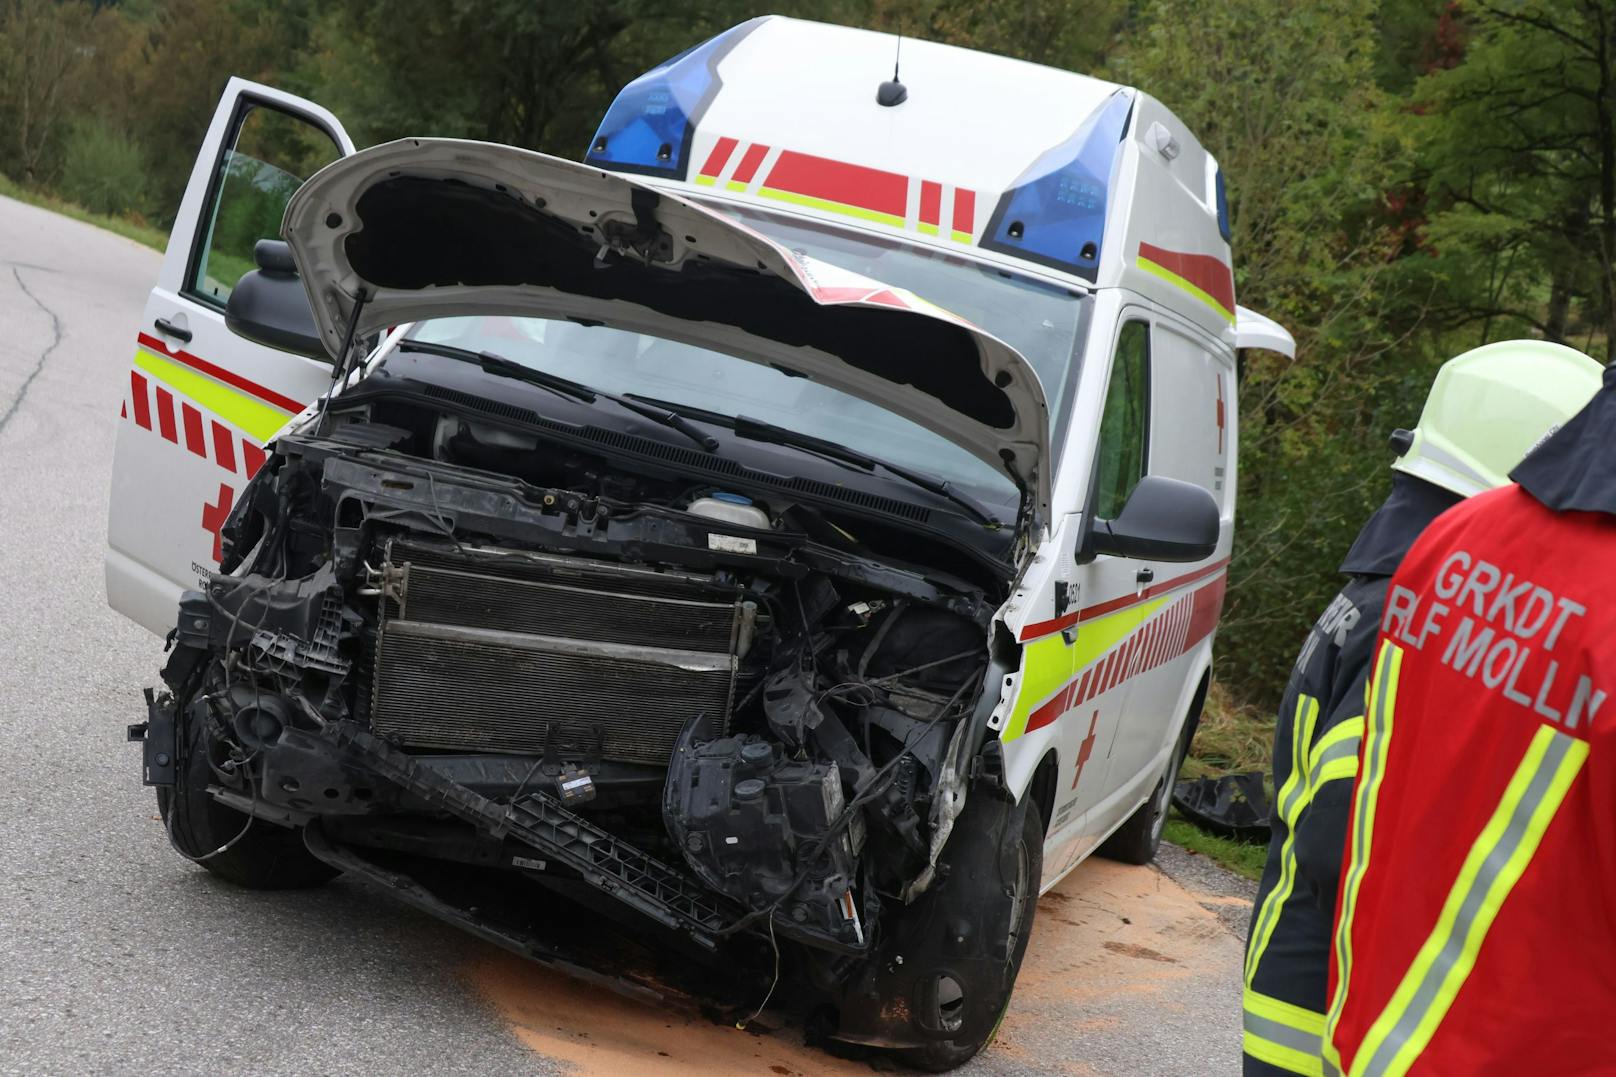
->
[157,711,337,890]
[895,797,1043,1072]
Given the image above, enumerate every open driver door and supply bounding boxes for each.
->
[106,79,353,635]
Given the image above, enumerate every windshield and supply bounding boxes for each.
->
[402,215,1084,505]
[728,206,1088,424]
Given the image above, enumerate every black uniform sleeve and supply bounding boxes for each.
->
[1291,580,1384,907]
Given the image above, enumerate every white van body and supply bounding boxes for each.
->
[577,15,1294,881]
[105,16,1290,1056]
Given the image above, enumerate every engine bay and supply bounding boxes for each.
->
[143,390,1018,964]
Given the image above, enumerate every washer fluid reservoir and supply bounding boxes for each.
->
[686,491,770,530]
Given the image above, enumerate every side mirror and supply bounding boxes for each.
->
[1089,475,1220,563]
[224,240,326,359]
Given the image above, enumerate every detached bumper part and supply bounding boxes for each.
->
[128,688,176,787]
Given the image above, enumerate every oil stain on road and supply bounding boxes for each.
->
[465,856,1249,1074]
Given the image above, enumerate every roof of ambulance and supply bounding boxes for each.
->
[690,16,1126,197]
[586,15,1240,341]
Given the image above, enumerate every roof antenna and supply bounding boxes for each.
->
[877,33,908,107]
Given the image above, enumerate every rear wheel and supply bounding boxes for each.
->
[157,713,337,890]
[896,798,1042,1072]
[1098,719,1192,865]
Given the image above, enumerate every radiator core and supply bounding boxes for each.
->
[371,540,740,765]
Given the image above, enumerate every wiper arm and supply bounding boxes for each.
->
[394,339,718,452]
[732,415,1001,528]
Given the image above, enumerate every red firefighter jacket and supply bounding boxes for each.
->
[1323,377,1616,1075]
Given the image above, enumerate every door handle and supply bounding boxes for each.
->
[1136,567,1155,586]
[154,317,192,343]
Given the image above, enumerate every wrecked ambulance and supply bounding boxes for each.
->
[110,17,1293,1069]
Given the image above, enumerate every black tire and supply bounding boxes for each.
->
[1098,718,1192,865]
[896,798,1043,1072]
[157,715,337,890]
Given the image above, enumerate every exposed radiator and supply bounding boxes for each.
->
[370,539,742,766]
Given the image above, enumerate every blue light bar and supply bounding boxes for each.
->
[584,19,761,180]
[1214,168,1231,241]
[980,90,1135,281]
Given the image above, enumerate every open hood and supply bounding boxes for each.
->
[282,139,1050,522]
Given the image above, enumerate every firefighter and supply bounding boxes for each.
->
[1241,340,1604,1076]
[1320,358,1616,1075]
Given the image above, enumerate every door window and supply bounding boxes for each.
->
[1094,320,1150,520]
[187,103,341,307]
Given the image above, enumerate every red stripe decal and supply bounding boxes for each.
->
[1024,579,1223,737]
[155,388,177,443]
[1185,573,1227,649]
[120,402,127,419]
[130,372,151,430]
[1137,242,1235,314]
[765,150,907,217]
[731,143,770,185]
[952,188,976,235]
[919,181,942,226]
[699,136,738,177]
[242,442,266,479]
[181,403,206,458]
[1020,557,1231,641]
[137,332,306,414]
[211,421,237,473]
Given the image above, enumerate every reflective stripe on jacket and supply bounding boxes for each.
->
[1243,578,1376,1076]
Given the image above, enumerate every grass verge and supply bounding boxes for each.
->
[1164,678,1274,880]
[1164,816,1267,882]
[0,173,168,253]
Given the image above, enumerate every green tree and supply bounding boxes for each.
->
[0,0,96,183]
[1410,1,1616,358]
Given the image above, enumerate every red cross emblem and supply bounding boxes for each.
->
[1072,710,1100,790]
[201,482,235,563]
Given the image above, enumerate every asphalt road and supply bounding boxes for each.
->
[0,194,1254,1076]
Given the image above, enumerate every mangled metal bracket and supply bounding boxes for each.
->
[330,724,740,949]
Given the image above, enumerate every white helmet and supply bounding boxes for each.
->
[1391,340,1605,498]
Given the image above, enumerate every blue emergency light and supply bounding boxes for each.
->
[585,20,761,180]
[980,89,1135,282]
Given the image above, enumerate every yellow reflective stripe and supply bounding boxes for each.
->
[1137,254,1237,323]
[1309,716,1364,787]
[1349,725,1588,1077]
[1310,716,1364,770]
[1324,644,1403,1069]
[1004,632,1078,741]
[1245,1029,1325,1077]
[1313,756,1358,787]
[1001,596,1168,741]
[756,186,906,229]
[1245,693,1320,984]
[1244,989,1326,1074]
[1247,987,1327,1035]
[133,346,291,442]
[692,174,718,186]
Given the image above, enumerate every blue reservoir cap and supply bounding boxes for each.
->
[711,491,753,505]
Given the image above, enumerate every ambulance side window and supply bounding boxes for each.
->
[185,102,342,309]
[1094,320,1150,520]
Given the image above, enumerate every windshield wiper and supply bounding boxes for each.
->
[394,339,719,452]
[731,415,1002,528]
